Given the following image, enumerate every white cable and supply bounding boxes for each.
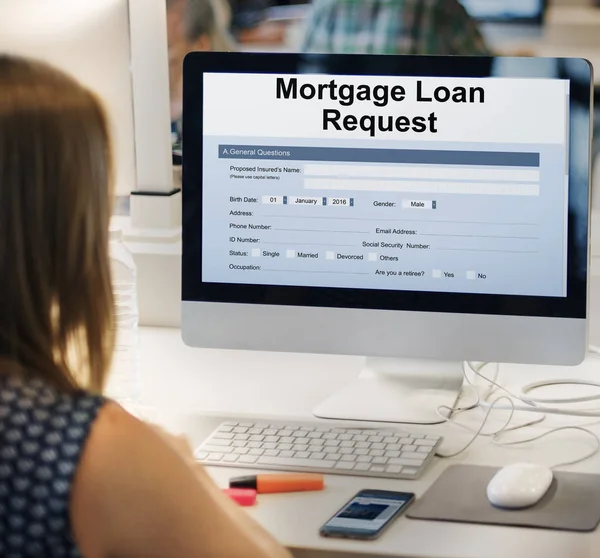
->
[493,426,600,469]
[436,360,600,467]
[436,396,517,458]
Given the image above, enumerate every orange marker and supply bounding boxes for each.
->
[229,473,324,494]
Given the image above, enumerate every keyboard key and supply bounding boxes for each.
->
[353,435,368,442]
[357,456,372,463]
[415,439,437,447]
[368,436,383,443]
[278,443,292,451]
[263,442,277,450]
[322,433,337,440]
[356,442,370,449]
[418,446,430,453]
[280,436,294,443]
[295,451,310,459]
[341,454,356,462]
[239,422,254,427]
[249,449,264,456]
[371,443,385,450]
[372,457,388,465]
[223,422,238,427]
[335,462,355,470]
[310,452,327,460]
[389,458,423,467]
[248,428,263,435]
[403,468,419,477]
[370,466,386,473]
[386,465,403,474]
[325,453,341,461]
[195,451,208,460]
[412,433,425,439]
[338,434,352,441]
[264,449,279,457]
[258,456,336,469]
[354,463,371,471]
[249,435,264,442]
[338,448,353,455]
[384,437,399,444]
[235,434,249,441]
[207,453,224,461]
[264,429,278,436]
[248,442,262,449]
[234,447,249,455]
[401,452,426,461]
[239,455,258,464]
[233,427,248,433]
[354,448,369,456]
[279,450,295,458]
[307,432,322,439]
[292,431,307,438]
[232,441,247,448]
[369,450,384,457]
[385,450,401,458]
[213,432,234,440]
[279,430,293,437]
[208,438,231,447]
[294,444,309,452]
[223,454,239,463]
[311,439,325,446]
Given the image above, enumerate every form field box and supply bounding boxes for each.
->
[432,269,442,278]
[368,253,378,261]
[304,163,540,183]
[305,178,539,196]
[466,271,477,280]
[286,250,296,259]
[251,249,260,257]
[326,251,335,260]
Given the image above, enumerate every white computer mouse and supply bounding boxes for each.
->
[486,462,554,509]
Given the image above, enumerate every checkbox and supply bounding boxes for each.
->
[466,271,476,280]
[251,249,260,257]
[286,250,295,259]
[432,269,442,278]
[326,251,335,260]
[368,252,377,262]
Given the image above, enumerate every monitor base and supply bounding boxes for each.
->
[313,358,464,425]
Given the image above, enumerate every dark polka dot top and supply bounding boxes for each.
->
[0,373,105,557]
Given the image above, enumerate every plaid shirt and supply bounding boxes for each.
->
[301,0,491,56]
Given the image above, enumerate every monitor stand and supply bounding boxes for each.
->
[313,357,464,425]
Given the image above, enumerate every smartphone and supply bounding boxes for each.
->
[319,489,415,540]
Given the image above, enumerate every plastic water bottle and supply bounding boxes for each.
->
[106,227,141,403]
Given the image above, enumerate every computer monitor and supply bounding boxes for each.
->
[181,53,592,425]
[459,0,547,24]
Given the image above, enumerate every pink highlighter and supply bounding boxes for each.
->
[222,487,257,507]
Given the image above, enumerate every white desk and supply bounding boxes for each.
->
[131,326,600,558]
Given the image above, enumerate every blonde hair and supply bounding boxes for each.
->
[0,56,115,393]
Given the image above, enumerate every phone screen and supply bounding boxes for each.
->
[320,490,414,539]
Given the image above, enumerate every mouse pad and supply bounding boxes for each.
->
[407,464,600,532]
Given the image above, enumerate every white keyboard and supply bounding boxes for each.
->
[194,420,442,480]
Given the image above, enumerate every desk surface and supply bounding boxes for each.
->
[131,327,600,558]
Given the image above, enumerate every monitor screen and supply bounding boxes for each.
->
[459,0,546,22]
[196,65,572,301]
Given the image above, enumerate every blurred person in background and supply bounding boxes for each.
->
[227,0,288,44]
[301,0,491,56]
[167,0,235,156]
